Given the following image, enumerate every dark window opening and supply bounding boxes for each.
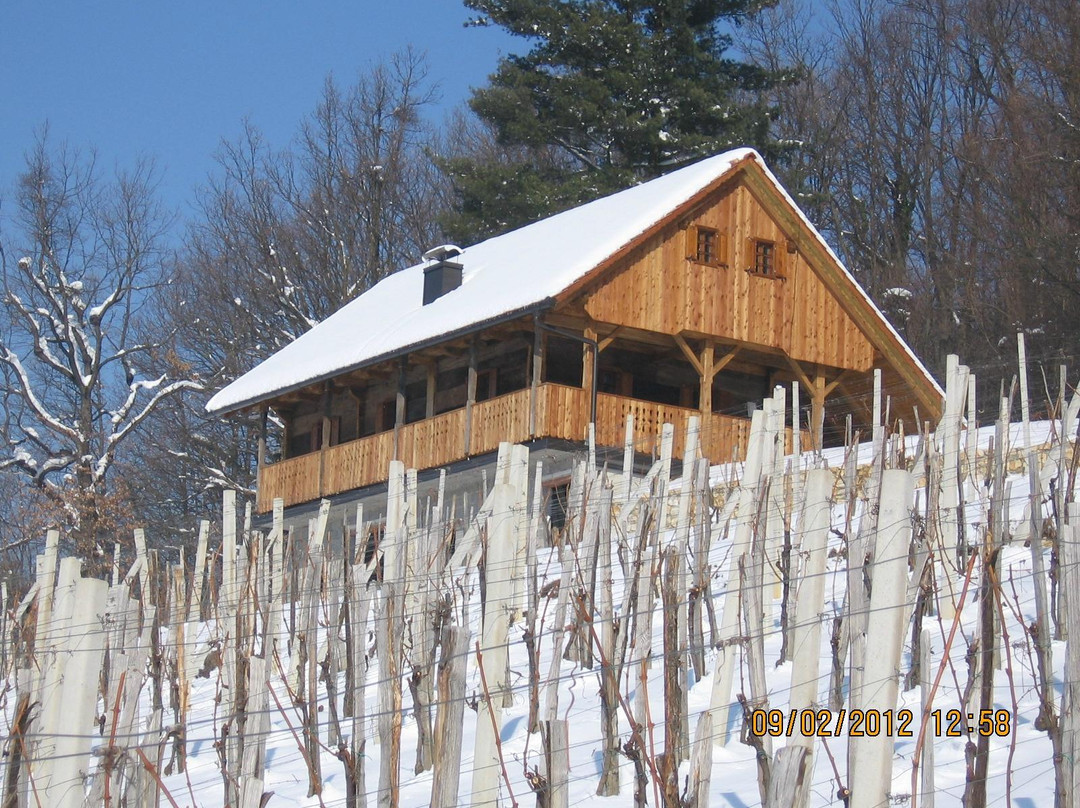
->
[697,227,719,264]
[543,336,584,387]
[435,367,467,415]
[378,399,396,433]
[598,368,621,395]
[493,348,529,396]
[712,371,770,418]
[631,376,683,407]
[405,380,427,423]
[545,481,570,531]
[475,368,497,402]
[287,429,316,458]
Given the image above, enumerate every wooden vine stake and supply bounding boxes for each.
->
[849,470,914,808]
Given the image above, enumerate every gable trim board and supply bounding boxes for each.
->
[207,148,942,421]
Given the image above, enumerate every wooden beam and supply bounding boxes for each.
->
[710,347,741,381]
[784,355,814,392]
[824,370,853,398]
[597,326,623,353]
[673,334,703,376]
[835,378,875,425]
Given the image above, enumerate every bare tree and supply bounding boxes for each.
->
[128,51,448,536]
[0,134,200,564]
[741,0,1080,398]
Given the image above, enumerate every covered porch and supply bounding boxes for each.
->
[256,382,760,511]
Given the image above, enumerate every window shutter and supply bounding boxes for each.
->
[685,225,699,261]
[717,232,729,266]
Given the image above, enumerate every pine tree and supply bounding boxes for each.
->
[443,0,791,242]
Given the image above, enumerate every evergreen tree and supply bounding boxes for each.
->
[443,0,791,242]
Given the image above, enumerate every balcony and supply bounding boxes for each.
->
[257,383,756,512]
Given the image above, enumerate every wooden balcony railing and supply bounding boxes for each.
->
[257,383,757,511]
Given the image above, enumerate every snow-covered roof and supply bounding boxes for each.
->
[207,148,941,414]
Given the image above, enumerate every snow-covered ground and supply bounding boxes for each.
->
[158,420,1069,807]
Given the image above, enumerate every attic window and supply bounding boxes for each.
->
[698,228,718,264]
[752,239,778,276]
[686,225,727,266]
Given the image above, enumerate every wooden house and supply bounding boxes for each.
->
[207,148,943,516]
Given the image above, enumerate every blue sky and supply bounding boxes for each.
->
[1,1,517,218]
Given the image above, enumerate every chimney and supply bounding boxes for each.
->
[421,244,464,305]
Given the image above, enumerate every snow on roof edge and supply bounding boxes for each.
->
[206,148,756,415]
[207,298,557,415]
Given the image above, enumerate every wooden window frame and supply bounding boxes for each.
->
[746,237,786,279]
[686,225,728,267]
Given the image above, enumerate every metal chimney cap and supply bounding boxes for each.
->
[422,244,463,263]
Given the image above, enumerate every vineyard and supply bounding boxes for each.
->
[2,345,1078,808]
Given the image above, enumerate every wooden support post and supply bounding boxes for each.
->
[464,338,478,455]
[766,746,810,807]
[471,483,517,808]
[812,374,825,451]
[189,520,210,622]
[849,470,914,808]
[938,355,967,620]
[919,626,935,808]
[1059,505,1080,804]
[699,341,714,455]
[789,470,832,719]
[379,464,406,808]
[583,324,597,422]
[319,383,332,496]
[301,506,328,799]
[660,546,686,798]
[687,712,714,808]
[50,574,109,808]
[256,405,268,497]
[710,409,767,745]
[393,357,407,461]
[529,321,544,436]
[546,720,569,808]
[596,483,619,796]
[431,625,470,808]
[1019,334,1059,790]
[790,380,801,467]
[425,362,437,420]
[223,491,237,610]
[346,525,370,808]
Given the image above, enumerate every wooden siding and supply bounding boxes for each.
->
[257,383,760,511]
[594,392,752,462]
[258,451,321,512]
[581,182,875,372]
[469,390,533,455]
[400,408,468,470]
